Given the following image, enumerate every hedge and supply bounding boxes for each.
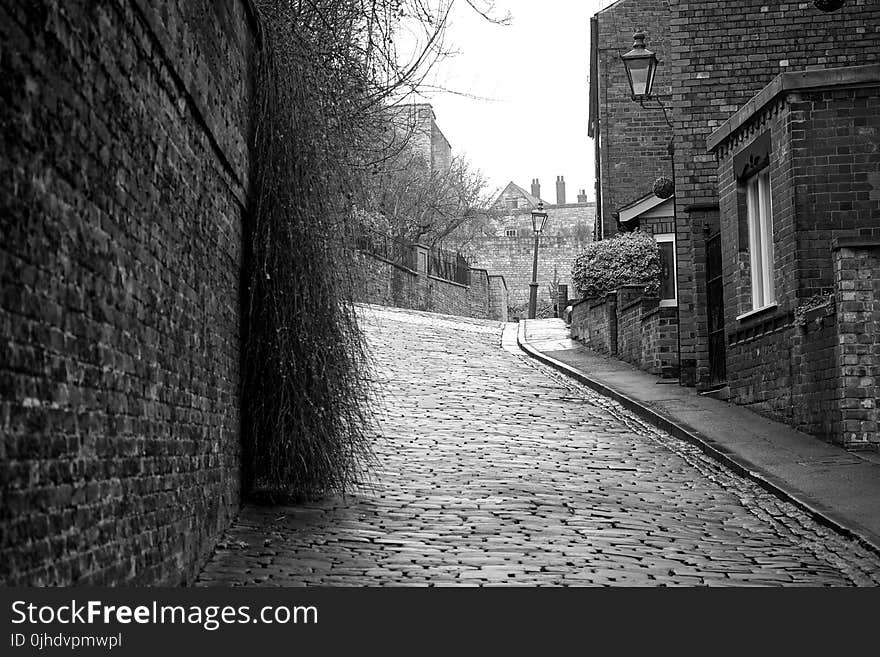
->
[571,231,661,299]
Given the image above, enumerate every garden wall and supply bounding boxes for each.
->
[570,288,679,377]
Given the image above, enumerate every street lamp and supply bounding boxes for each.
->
[621,30,659,100]
[528,201,549,320]
[621,30,683,385]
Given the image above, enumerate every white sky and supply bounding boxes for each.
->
[408,0,613,204]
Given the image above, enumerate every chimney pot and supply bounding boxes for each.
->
[556,176,566,205]
[531,178,541,200]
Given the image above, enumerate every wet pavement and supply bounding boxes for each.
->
[197,306,880,586]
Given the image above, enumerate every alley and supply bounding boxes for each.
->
[197,306,880,586]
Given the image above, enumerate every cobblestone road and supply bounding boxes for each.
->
[198,306,880,586]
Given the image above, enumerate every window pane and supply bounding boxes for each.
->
[658,240,675,300]
[747,177,764,308]
[758,170,774,304]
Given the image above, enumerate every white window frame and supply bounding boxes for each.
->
[505,228,517,237]
[655,233,678,307]
[745,168,775,312]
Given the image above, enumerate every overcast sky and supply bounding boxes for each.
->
[410,0,614,204]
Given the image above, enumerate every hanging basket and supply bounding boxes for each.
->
[813,0,845,11]
[653,176,675,199]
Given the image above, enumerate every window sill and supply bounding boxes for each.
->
[736,302,778,323]
[659,299,678,308]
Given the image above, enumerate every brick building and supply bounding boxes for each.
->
[585,0,880,448]
[589,0,673,241]
[469,177,595,315]
[581,0,679,376]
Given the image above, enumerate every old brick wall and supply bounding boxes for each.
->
[727,327,794,423]
[0,1,257,584]
[641,306,679,377]
[594,0,673,239]
[578,295,617,355]
[791,303,840,443]
[834,244,880,448]
[615,286,648,365]
[669,0,880,389]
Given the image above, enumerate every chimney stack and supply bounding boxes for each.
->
[556,176,566,205]
[577,189,588,203]
[531,178,541,200]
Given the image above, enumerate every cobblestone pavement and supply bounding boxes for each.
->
[197,306,880,586]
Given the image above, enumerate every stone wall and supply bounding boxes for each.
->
[356,250,502,321]
[469,234,591,311]
[0,0,257,584]
[488,276,509,323]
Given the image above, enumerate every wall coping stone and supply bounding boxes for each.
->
[707,64,880,152]
[427,273,468,289]
[831,236,880,251]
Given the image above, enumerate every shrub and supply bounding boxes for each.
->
[571,231,661,299]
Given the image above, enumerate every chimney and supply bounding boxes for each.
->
[556,176,566,205]
[577,189,588,203]
[531,178,541,200]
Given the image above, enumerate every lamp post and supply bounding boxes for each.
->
[621,30,683,385]
[528,201,549,320]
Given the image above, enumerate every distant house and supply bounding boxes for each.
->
[468,176,595,316]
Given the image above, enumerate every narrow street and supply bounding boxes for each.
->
[198,306,880,586]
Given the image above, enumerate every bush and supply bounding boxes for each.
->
[571,231,661,299]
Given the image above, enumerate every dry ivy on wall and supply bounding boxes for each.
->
[242,1,385,501]
[241,0,504,500]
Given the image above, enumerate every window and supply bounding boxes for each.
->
[745,168,775,310]
[507,198,519,209]
[655,233,677,307]
[505,228,517,237]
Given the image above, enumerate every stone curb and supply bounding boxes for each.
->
[516,320,880,558]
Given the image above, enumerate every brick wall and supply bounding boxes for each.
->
[834,243,880,448]
[616,299,643,365]
[791,302,839,442]
[569,295,618,355]
[641,307,679,377]
[0,0,257,585]
[669,0,880,388]
[571,288,679,377]
[593,0,673,239]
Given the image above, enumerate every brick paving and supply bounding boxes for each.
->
[197,306,880,586]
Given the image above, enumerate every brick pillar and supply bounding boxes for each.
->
[606,292,618,355]
[833,240,880,448]
[556,284,568,317]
